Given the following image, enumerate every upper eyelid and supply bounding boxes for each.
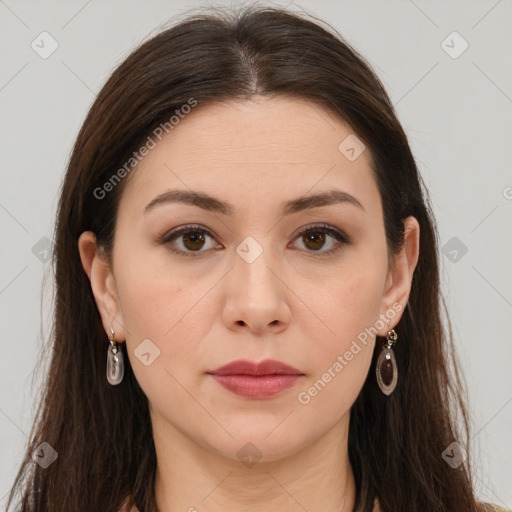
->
[161,224,216,242]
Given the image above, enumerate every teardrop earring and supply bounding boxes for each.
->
[106,327,124,385]
[376,329,398,396]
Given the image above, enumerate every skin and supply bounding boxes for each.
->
[79,96,419,512]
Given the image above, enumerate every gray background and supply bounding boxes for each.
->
[1,0,511,508]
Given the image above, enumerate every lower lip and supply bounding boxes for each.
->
[209,374,303,398]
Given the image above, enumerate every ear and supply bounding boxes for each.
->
[78,231,127,342]
[377,216,420,335]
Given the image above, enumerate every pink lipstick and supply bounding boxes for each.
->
[207,359,304,399]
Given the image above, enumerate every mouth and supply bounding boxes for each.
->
[206,359,305,399]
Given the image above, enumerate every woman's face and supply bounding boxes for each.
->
[82,96,417,464]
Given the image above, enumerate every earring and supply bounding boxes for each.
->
[376,329,398,396]
[106,327,124,385]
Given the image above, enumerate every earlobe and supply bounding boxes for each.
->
[77,231,126,341]
[379,216,420,333]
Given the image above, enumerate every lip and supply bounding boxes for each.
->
[207,359,305,399]
[209,359,303,376]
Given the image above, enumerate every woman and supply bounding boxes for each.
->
[6,5,509,512]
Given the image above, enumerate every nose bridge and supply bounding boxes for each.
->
[233,234,279,296]
[223,233,291,332]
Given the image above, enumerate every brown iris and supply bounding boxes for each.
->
[182,231,206,251]
[302,231,326,251]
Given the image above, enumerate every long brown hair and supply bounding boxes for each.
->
[7,5,491,511]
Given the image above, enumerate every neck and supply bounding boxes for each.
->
[152,412,356,512]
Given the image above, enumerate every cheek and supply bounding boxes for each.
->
[300,253,387,344]
[113,249,224,386]
[114,242,211,336]
[293,255,386,402]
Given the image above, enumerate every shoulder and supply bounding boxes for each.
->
[479,503,512,512]
[119,506,138,512]
[118,498,139,512]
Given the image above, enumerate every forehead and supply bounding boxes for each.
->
[119,96,380,217]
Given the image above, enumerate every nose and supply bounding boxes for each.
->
[221,244,292,335]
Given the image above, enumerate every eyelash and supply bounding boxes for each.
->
[159,223,350,258]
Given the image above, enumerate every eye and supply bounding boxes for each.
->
[291,224,350,256]
[159,223,350,258]
[160,224,220,257]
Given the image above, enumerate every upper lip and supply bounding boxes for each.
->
[208,359,304,376]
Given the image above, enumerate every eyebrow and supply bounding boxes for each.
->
[144,189,365,216]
